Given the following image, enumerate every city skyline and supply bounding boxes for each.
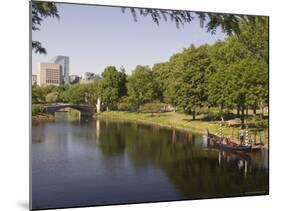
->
[32,3,226,75]
[33,56,102,86]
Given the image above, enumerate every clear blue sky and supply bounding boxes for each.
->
[32,3,226,75]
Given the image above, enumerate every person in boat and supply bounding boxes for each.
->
[222,137,227,145]
[226,137,230,145]
[239,125,245,145]
[222,137,229,145]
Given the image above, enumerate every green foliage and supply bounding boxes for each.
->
[122,8,265,36]
[119,66,128,97]
[247,116,268,129]
[32,1,59,54]
[69,108,81,118]
[207,19,268,123]
[162,53,184,107]
[237,17,269,63]
[54,83,96,105]
[207,38,249,109]
[139,103,167,113]
[32,104,45,116]
[32,85,57,103]
[98,66,127,110]
[32,83,99,106]
[117,96,136,111]
[152,62,171,102]
[122,17,267,122]
[126,65,155,108]
[31,14,268,126]
[63,84,88,104]
[202,108,222,121]
[86,82,99,105]
[32,2,266,56]
[170,45,213,119]
[45,91,59,103]
[32,85,45,103]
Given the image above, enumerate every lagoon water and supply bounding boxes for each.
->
[31,113,268,209]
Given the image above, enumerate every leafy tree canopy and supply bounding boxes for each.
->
[98,66,127,110]
[127,65,155,108]
[122,7,266,35]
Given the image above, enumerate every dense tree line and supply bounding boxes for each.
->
[32,16,268,123]
[32,83,99,105]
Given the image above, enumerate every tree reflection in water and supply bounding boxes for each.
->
[96,119,268,199]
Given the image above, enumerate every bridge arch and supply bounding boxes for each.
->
[44,104,95,117]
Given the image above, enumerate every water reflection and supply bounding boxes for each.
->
[32,115,268,209]
[96,119,100,145]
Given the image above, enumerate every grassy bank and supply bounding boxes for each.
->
[69,108,81,118]
[96,111,268,145]
[32,114,54,123]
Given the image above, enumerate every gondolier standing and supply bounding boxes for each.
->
[239,126,245,145]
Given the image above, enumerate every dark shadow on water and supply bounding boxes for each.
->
[17,201,29,210]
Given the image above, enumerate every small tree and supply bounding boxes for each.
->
[32,105,46,116]
[127,65,155,109]
[172,45,213,120]
[98,66,126,110]
[45,91,59,103]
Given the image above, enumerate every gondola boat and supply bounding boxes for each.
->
[207,130,262,152]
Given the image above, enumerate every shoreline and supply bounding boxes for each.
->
[96,113,207,136]
[96,111,269,147]
[32,114,55,124]
[96,111,233,135]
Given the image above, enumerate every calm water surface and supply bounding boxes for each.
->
[31,113,268,209]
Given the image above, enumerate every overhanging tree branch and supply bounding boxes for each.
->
[31,1,59,54]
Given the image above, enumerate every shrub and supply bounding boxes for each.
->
[247,116,268,129]
[202,108,222,121]
[32,105,46,116]
[203,108,236,121]
[196,106,209,115]
[45,91,59,103]
[117,97,137,111]
[118,102,135,111]
[69,108,80,117]
[139,103,166,113]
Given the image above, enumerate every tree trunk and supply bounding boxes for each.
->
[192,110,196,120]
[241,102,245,124]
[137,100,140,112]
[237,104,240,117]
[260,103,264,118]
[253,102,257,115]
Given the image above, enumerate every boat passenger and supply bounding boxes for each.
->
[226,138,230,145]
[239,126,244,145]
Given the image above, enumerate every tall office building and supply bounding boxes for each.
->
[50,56,70,84]
[37,63,62,86]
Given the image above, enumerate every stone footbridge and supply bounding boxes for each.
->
[43,103,95,117]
